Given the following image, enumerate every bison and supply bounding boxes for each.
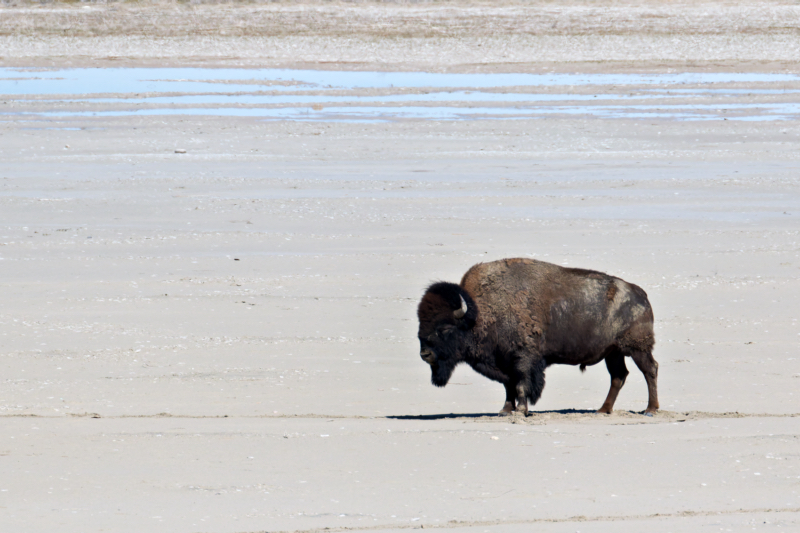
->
[417,258,658,416]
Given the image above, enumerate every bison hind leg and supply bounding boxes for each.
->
[629,349,659,415]
[617,328,659,415]
[597,349,629,415]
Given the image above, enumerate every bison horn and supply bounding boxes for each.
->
[453,295,468,319]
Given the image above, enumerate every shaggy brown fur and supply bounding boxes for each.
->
[417,258,659,416]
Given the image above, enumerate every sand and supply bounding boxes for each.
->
[1,2,800,532]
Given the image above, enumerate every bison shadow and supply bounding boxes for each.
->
[388,408,598,420]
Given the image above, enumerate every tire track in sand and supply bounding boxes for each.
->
[251,505,800,533]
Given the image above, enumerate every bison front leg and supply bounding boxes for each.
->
[509,356,546,416]
[499,382,517,416]
[514,382,529,416]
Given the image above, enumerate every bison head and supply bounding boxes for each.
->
[416,282,478,387]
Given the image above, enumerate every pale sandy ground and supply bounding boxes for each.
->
[2,2,800,532]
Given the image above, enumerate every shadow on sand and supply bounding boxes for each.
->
[387,408,600,421]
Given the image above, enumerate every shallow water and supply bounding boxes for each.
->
[28,102,800,123]
[3,68,799,94]
[2,67,799,122]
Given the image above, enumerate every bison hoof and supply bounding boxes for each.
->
[499,402,516,416]
[596,407,612,415]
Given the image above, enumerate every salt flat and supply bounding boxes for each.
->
[1,2,800,532]
[2,416,800,532]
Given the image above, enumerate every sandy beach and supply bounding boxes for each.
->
[1,2,800,532]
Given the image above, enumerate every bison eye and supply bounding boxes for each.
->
[436,326,455,339]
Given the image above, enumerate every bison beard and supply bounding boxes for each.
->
[416,258,659,416]
[430,359,457,388]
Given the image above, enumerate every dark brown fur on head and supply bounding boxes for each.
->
[417,282,477,333]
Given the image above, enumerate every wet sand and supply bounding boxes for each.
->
[2,2,800,532]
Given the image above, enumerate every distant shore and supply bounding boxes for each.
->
[2,1,799,71]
